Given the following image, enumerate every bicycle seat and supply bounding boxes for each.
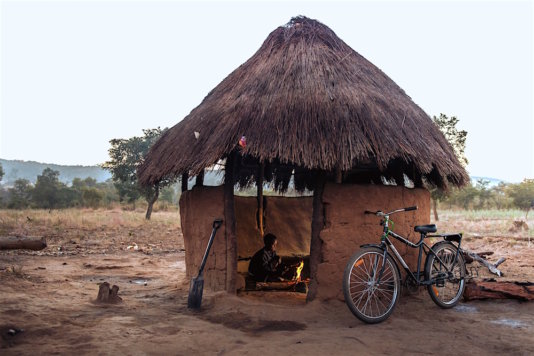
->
[414,224,437,234]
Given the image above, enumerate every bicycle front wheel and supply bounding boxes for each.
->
[343,246,401,324]
[424,241,466,308]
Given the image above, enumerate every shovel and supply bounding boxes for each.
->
[187,218,223,309]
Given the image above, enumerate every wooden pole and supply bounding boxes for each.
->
[195,170,204,187]
[257,161,265,237]
[335,166,342,184]
[181,173,189,192]
[224,152,237,294]
[307,171,326,302]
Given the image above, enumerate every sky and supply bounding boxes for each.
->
[0,0,533,183]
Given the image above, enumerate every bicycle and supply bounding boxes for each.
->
[342,206,466,324]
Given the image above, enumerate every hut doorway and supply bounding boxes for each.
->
[235,195,313,296]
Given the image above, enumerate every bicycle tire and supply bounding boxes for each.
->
[424,241,466,308]
[343,246,401,324]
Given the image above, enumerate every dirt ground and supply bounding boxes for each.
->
[1,209,534,355]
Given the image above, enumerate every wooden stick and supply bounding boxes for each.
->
[463,249,505,277]
[0,236,47,250]
[224,152,237,294]
[307,171,326,302]
[494,257,506,268]
[181,172,189,192]
[335,166,342,184]
[257,161,265,237]
[195,170,204,187]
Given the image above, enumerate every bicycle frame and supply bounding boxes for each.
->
[368,210,462,286]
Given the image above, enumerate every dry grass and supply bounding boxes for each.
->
[0,208,180,233]
[0,208,183,256]
[432,209,534,240]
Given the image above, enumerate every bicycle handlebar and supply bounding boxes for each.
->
[364,206,418,216]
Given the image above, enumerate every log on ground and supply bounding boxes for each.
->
[464,280,534,301]
[0,236,47,250]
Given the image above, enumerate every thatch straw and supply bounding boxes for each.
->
[138,16,468,190]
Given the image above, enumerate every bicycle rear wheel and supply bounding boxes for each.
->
[343,246,401,324]
[424,241,466,308]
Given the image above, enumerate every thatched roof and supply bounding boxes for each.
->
[138,16,468,190]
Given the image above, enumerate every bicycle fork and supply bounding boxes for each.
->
[375,239,411,285]
[374,241,390,285]
[378,248,388,284]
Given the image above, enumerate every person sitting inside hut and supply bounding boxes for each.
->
[248,233,284,282]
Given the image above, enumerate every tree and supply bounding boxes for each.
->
[451,185,479,210]
[431,114,468,220]
[98,179,121,207]
[490,182,512,210]
[8,179,33,209]
[474,179,492,210]
[160,185,177,205]
[71,177,103,208]
[31,168,78,209]
[507,179,534,219]
[0,162,4,182]
[82,188,103,209]
[103,128,172,219]
[32,168,63,209]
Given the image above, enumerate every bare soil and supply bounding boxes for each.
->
[1,209,533,355]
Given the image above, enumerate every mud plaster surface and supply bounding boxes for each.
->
[180,184,430,299]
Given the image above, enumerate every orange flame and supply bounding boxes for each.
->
[295,260,304,282]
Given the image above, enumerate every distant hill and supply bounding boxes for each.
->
[0,158,111,185]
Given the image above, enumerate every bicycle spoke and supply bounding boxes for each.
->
[361,289,372,315]
[350,269,369,284]
[374,290,390,311]
[374,289,394,305]
[372,290,381,317]
[379,268,393,282]
[362,257,371,279]
[353,284,370,306]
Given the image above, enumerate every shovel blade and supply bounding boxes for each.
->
[187,275,204,309]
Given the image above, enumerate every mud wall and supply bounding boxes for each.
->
[316,183,430,301]
[179,183,429,296]
[179,186,227,291]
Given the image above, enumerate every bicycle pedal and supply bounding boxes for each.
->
[436,279,445,287]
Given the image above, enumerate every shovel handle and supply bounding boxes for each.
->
[198,219,224,276]
[213,219,223,229]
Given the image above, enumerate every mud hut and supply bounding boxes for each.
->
[138,16,468,301]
